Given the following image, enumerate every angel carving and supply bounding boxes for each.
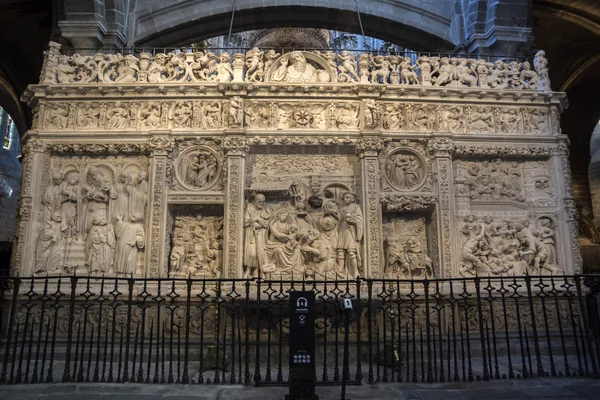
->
[245,47,264,82]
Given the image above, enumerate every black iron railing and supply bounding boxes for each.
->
[1,275,599,386]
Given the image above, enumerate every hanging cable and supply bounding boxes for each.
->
[226,0,239,50]
[353,0,369,52]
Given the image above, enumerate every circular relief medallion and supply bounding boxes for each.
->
[176,146,221,191]
[383,149,427,191]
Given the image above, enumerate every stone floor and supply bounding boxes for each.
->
[1,378,600,400]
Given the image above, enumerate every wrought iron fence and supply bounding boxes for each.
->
[1,274,599,386]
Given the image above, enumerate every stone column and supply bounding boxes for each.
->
[223,135,248,278]
[552,140,582,273]
[146,135,174,278]
[356,136,384,278]
[428,139,457,278]
[11,138,48,276]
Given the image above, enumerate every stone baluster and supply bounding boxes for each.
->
[356,136,384,278]
[232,53,245,83]
[146,135,174,277]
[222,136,249,278]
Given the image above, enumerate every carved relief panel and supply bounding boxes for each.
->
[382,215,433,279]
[243,146,362,278]
[167,205,223,278]
[380,141,433,193]
[34,155,150,276]
[454,157,560,277]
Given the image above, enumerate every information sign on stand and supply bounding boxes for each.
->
[286,291,319,400]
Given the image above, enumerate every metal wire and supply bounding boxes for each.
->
[226,0,239,48]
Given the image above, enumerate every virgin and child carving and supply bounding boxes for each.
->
[34,162,148,275]
[243,190,363,279]
[384,151,425,190]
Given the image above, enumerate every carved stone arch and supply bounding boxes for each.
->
[265,51,338,83]
[175,145,222,192]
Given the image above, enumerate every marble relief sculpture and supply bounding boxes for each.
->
[459,216,558,277]
[16,42,579,280]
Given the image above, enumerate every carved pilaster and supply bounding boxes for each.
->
[428,139,456,277]
[356,137,384,278]
[552,140,582,273]
[146,135,174,277]
[11,139,48,276]
[223,136,248,278]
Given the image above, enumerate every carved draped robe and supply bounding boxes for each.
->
[337,203,363,251]
[87,223,116,273]
[114,220,145,274]
[129,179,148,218]
[243,203,271,269]
[43,183,63,223]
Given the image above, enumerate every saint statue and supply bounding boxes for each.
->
[114,213,145,275]
[336,192,363,277]
[243,193,271,278]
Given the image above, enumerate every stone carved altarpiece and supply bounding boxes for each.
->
[12,43,579,280]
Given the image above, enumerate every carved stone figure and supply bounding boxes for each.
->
[244,194,272,277]
[183,151,218,189]
[335,103,358,128]
[245,47,264,82]
[35,212,64,274]
[60,172,81,240]
[271,51,328,83]
[76,103,100,128]
[114,213,145,275]
[403,238,432,277]
[43,172,64,223]
[169,215,223,277]
[399,57,419,84]
[202,101,222,128]
[214,53,234,82]
[229,97,243,127]
[469,106,494,133]
[139,103,162,129]
[169,101,193,128]
[45,104,69,129]
[245,101,270,128]
[385,153,423,190]
[129,171,148,219]
[83,168,117,237]
[382,104,405,130]
[107,102,130,129]
[364,99,379,128]
[265,210,302,274]
[337,50,358,82]
[87,215,116,274]
[113,172,134,222]
[499,109,520,133]
[534,50,551,90]
[336,192,363,277]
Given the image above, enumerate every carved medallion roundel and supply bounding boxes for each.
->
[383,149,426,191]
[175,146,221,191]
